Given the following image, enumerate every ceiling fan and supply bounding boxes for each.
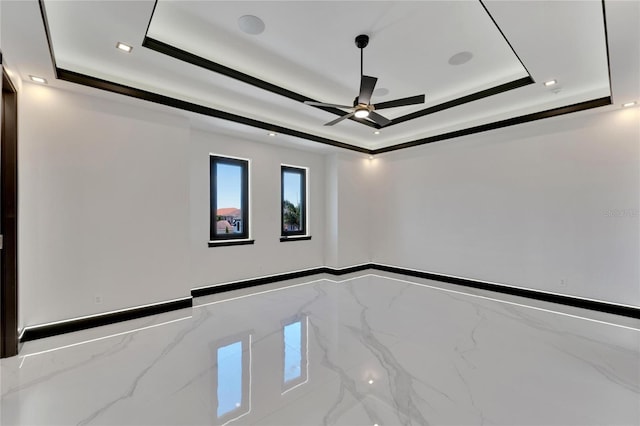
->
[305,34,425,127]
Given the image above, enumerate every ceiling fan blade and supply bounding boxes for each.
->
[358,75,377,105]
[373,94,425,110]
[304,101,353,109]
[368,111,392,127]
[324,111,356,126]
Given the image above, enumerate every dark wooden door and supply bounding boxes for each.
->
[1,66,19,358]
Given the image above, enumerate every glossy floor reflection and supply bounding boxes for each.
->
[2,274,639,425]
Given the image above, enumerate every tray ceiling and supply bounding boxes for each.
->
[1,1,632,153]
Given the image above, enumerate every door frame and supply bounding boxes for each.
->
[1,65,19,358]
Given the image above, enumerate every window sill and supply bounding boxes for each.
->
[208,239,255,247]
[280,236,312,242]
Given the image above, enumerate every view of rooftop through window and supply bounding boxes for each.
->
[214,160,246,237]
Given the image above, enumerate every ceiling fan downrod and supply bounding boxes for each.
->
[355,34,369,78]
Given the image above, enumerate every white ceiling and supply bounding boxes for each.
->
[1,1,638,153]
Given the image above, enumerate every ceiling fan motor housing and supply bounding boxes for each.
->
[355,34,369,49]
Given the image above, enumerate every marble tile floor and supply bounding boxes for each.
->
[1,273,638,425]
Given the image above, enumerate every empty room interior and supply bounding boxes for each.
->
[1,1,639,425]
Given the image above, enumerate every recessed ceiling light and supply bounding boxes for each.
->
[373,130,381,135]
[622,101,637,108]
[544,79,557,86]
[448,51,473,66]
[29,75,47,84]
[268,132,277,137]
[238,15,265,35]
[116,42,133,53]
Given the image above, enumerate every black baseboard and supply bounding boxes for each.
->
[192,267,326,297]
[192,263,638,319]
[369,264,640,320]
[327,264,372,276]
[19,263,638,344]
[20,297,193,342]
[191,264,371,297]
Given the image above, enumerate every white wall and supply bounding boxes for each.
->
[18,83,329,327]
[189,128,325,287]
[19,83,192,326]
[324,153,372,268]
[16,78,640,329]
[370,107,640,307]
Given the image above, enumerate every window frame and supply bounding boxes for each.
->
[210,155,251,245]
[280,165,308,239]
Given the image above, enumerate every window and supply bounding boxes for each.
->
[210,155,251,245]
[281,166,307,238]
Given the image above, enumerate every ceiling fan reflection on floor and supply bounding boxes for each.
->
[305,34,425,127]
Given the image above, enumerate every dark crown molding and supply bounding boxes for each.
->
[372,97,612,154]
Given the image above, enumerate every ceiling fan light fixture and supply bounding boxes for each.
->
[354,109,370,118]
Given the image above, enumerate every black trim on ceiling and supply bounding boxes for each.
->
[20,297,193,342]
[372,97,612,154]
[385,77,533,127]
[600,0,614,101]
[56,68,368,153]
[142,37,377,129]
[37,0,613,155]
[51,68,611,155]
[37,0,59,79]
[478,0,533,78]
[142,0,536,130]
[143,0,159,40]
